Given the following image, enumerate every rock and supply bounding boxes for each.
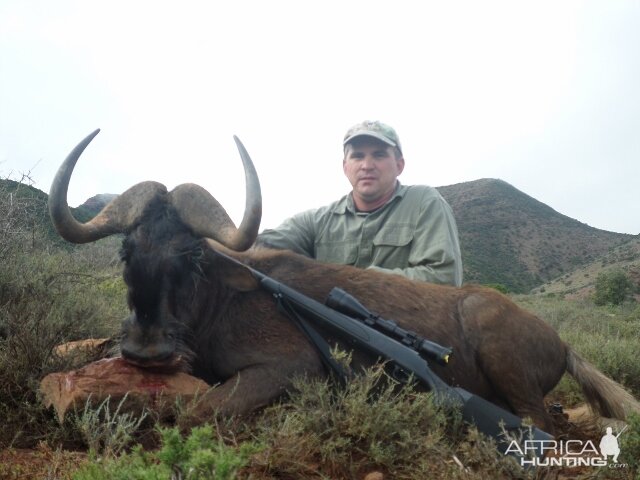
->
[53,337,116,360]
[40,357,210,422]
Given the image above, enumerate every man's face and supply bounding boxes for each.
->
[343,137,405,210]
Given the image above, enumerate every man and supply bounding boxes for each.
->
[258,120,463,286]
[599,426,621,463]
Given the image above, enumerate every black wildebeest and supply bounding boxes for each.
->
[49,130,640,434]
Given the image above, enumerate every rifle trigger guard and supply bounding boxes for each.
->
[390,364,412,384]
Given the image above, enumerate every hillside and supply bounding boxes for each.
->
[0,179,96,251]
[437,178,633,292]
[532,236,640,299]
[3,177,635,294]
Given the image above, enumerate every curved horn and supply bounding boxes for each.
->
[170,136,262,251]
[49,130,168,243]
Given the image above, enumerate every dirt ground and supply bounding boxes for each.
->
[0,442,87,480]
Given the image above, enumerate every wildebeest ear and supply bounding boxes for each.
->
[205,239,260,292]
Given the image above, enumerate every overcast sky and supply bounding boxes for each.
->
[1,1,639,235]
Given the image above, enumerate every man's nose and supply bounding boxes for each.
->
[361,155,375,168]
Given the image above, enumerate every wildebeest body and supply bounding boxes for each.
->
[116,200,566,432]
[49,131,640,436]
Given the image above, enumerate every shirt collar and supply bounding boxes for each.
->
[337,182,407,215]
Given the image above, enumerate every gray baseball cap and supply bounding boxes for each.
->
[343,120,402,153]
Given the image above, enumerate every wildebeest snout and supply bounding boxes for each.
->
[120,315,183,368]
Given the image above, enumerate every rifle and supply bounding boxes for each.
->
[218,251,552,461]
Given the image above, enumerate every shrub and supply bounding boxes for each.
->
[0,176,46,260]
[593,270,635,306]
[252,365,523,479]
[74,394,149,458]
[72,425,260,480]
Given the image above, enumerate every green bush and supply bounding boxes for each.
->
[593,269,635,306]
[73,425,260,480]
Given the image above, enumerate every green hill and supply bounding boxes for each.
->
[0,179,95,252]
[437,179,633,292]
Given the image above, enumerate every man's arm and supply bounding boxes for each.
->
[257,210,317,257]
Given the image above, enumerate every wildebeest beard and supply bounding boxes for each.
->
[118,200,210,373]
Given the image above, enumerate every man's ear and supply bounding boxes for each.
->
[396,156,405,175]
[205,240,260,292]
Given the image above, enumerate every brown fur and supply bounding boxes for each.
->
[151,245,639,434]
[111,205,640,435]
[566,348,640,419]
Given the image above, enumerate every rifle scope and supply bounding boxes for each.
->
[326,287,453,366]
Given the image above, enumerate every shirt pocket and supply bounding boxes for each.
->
[372,226,414,247]
[371,226,414,266]
[315,241,358,265]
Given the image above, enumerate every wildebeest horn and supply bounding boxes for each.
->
[49,129,168,243]
[170,136,262,251]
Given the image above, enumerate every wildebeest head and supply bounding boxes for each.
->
[49,130,262,371]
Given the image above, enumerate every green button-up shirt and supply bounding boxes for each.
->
[258,183,463,286]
